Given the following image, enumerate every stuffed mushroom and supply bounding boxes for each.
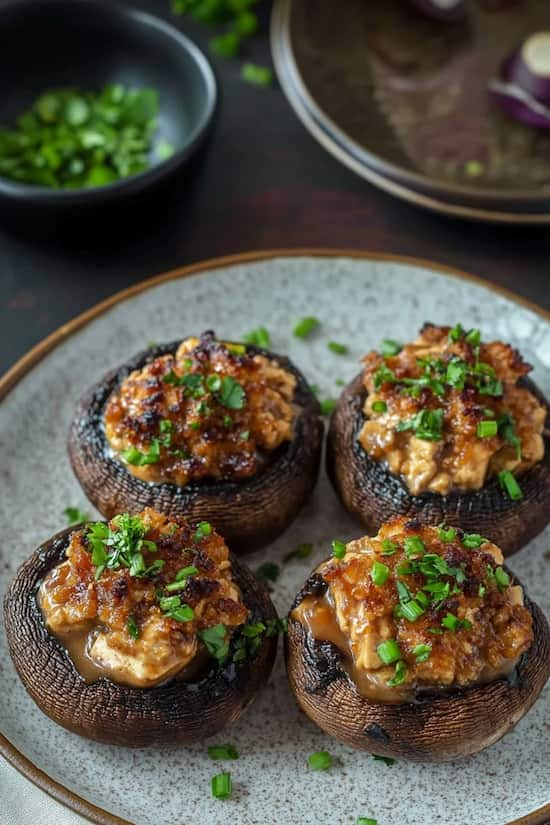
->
[286,518,550,761]
[69,331,323,553]
[327,323,550,556]
[4,508,279,746]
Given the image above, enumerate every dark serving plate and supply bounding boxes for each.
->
[0,0,217,215]
[272,0,550,224]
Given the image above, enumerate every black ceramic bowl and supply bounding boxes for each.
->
[0,0,217,214]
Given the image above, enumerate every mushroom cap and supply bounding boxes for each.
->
[4,525,278,747]
[286,571,550,761]
[326,373,550,556]
[68,341,323,554]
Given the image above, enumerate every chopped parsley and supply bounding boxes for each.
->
[284,542,313,563]
[437,525,457,543]
[127,615,139,640]
[217,375,246,409]
[86,514,159,580]
[195,521,213,541]
[320,398,337,416]
[441,612,472,632]
[120,439,161,466]
[293,316,320,338]
[381,338,402,356]
[64,506,90,525]
[372,400,387,413]
[327,340,348,355]
[199,624,230,663]
[243,326,271,348]
[159,595,194,623]
[462,533,487,549]
[396,408,444,442]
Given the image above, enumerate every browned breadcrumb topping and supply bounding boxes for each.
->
[104,331,296,486]
[313,518,533,693]
[359,323,545,495]
[40,508,248,687]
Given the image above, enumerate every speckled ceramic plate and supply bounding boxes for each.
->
[271,0,550,224]
[1,251,550,825]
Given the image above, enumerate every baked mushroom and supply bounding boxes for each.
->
[4,508,280,747]
[327,323,550,556]
[286,518,550,761]
[69,331,323,553]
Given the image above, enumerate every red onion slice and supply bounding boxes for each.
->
[406,0,467,22]
[489,32,550,129]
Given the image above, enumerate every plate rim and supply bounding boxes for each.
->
[1,247,549,825]
[271,0,550,225]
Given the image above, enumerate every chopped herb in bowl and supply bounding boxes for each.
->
[0,84,173,189]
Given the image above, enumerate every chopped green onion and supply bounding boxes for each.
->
[403,536,425,558]
[495,566,510,590]
[381,339,402,356]
[477,420,498,438]
[370,561,390,586]
[381,539,398,556]
[462,533,487,549]
[372,400,387,413]
[449,323,464,342]
[387,659,407,687]
[308,751,333,771]
[478,583,486,598]
[255,562,280,583]
[293,316,320,338]
[498,470,523,501]
[399,599,425,622]
[412,643,432,662]
[64,506,90,525]
[206,374,222,392]
[211,772,232,799]
[195,521,213,541]
[332,539,346,560]
[208,744,239,760]
[498,412,522,459]
[327,341,348,355]
[377,639,402,665]
[396,408,444,441]
[320,398,337,416]
[241,63,273,87]
[465,328,481,346]
[284,543,313,563]
[441,612,472,632]
[210,31,241,57]
[438,525,457,543]
[356,819,378,825]
[127,615,139,640]
[243,326,271,348]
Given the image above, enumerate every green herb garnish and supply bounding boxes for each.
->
[0,85,165,189]
[243,326,271,347]
[372,400,387,413]
[211,771,232,799]
[199,624,230,663]
[320,398,337,416]
[441,612,472,632]
[120,439,161,466]
[387,659,407,687]
[381,339,402,356]
[127,615,139,640]
[308,751,333,771]
[498,470,523,501]
[86,514,158,580]
[381,539,398,556]
[437,525,457,543]
[284,543,313,563]
[208,744,239,760]
[241,63,273,87]
[396,408,444,442]
[327,340,348,355]
[64,507,90,525]
[370,561,390,586]
[372,755,395,766]
[331,539,346,560]
[293,316,320,338]
[218,375,246,409]
[462,533,487,549]
[376,639,402,665]
[412,643,432,662]
[255,562,281,583]
[195,521,213,541]
[477,420,498,438]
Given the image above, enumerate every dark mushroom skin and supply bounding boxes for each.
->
[3,526,278,747]
[68,341,323,554]
[286,571,550,762]
[327,374,550,557]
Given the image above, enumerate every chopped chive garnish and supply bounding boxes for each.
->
[372,755,395,766]
[412,643,432,662]
[64,506,90,525]
[449,323,464,342]
[370,561,390,586]
[284,542,313,563]
[465,328,481,346]
[498,412,522,459]
[194,521,212,541]
[241,62,273,87]
[211,772,232,800]
[376,639,402,665]
[437,525,457,542]
[478,583,486,598]
[495,566,510,590]
[293,316,320,338]
[387,659,407,687]
[199,624,229,663]
[356,819,378,825]
[381,338,402,356]
[373,363,396,389]
[320,398,337,416]
[308,751,333,771]
[498,470,523,501]
[441,612,472,632]
[208,744,239,760]
[331,539,346,560]
[477,420,498,438]
[255,562,280,583]
[239,429,250,440]
[396,408,444,442]
[372,400,387,413]
[327,340,348,355]
[462,533,487,549]
[121,439,161,466]
[381,539,398,556]
[127,615,139,640]
[399,599,425,622]
[335,378,345,386]
[243,326,271,348]
[403,536,425,558]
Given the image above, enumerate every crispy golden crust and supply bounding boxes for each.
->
[314,518,533,690]
[360,324,545,495]
[40,509,248,684]
[104,332,296,486]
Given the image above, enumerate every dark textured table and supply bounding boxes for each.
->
[1,0,549,376]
